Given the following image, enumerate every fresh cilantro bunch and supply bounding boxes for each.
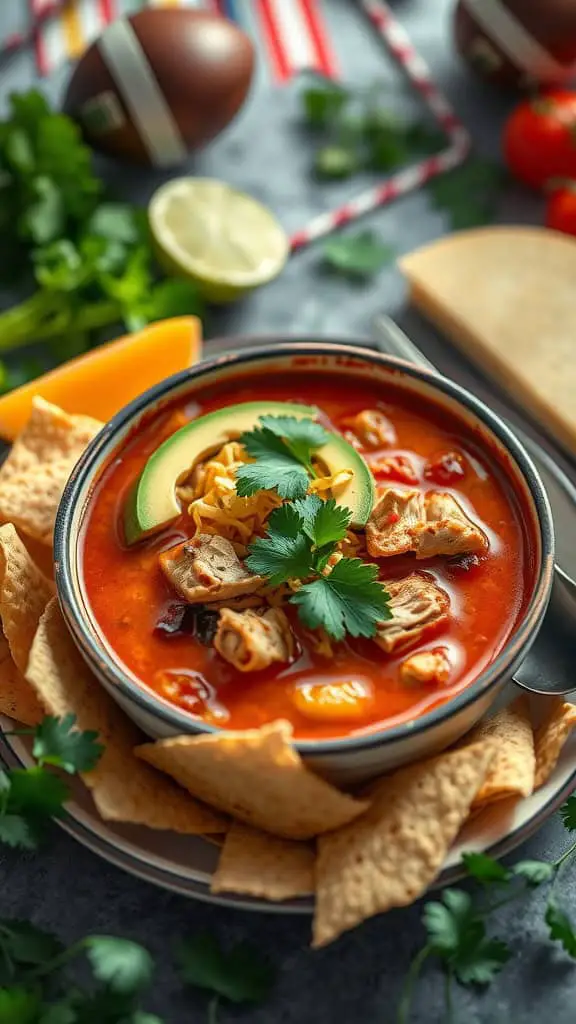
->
[247,494,391,641]
[398,795,576,1022]
[0,89,202,391]
[0,714,103,849]
[301,74,446,181]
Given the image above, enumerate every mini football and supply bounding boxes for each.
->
[63,9,255,167]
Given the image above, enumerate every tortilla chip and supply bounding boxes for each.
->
[0,523,54,672]
[0,397,102,544]
[0,635,43,726]
[211,821,315,901]
[25,598,227,834]
[312,742,493,948]
[465,696,535,808]
[136,721,368,840]
[534,699,576,789]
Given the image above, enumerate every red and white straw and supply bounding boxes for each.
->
[289,0,471,251]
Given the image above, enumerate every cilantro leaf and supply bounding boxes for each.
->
[561,795,576,832]
[258,415,329,468]
[290,557,390,640]
[301,79,348,128]
[246,531,313,586]
[236,428,310,500]
[462,852,510,884]
[291,494,351,551]
[0,987,40,1024]
[322,231,395,278]
[32,715,103,774]
[0,919,63,967]
[177,934,274,1005]
[267,502,306,539]
[237,416,328,500]
[7,768,68,819]
[314,145,358,179]
[85,937,153,994]
[423,889,511,986]
[545,901,576,958]
[0,815,37,850]
[512,860,555,886]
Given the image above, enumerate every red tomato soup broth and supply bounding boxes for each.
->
[81,372,530,741]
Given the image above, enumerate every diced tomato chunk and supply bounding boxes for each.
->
[424,450,466,486]
[369,453,419,485]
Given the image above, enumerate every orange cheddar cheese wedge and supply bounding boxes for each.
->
[0,316,202,443]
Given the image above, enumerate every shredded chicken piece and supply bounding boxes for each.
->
[399,647,451,687]
[366,488,425,557]
[159,534,263,604]
[342,409,397,449]
[413,492,489,559]
[366,487,489,560]
[375,574,450,653]
[214,607,294,672]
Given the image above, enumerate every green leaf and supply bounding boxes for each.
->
[314,145,358,179]
[322,231,395,278]
[0,988,40,1024]
[246,531,313,586]
[512,860,555,886]
[32,715,103,774]
[462,852,510,884]
[38,1002,78,1024]
[258,415,329,467]
[85,936,153,994]
[131,1015,165,1024]
[88,203,146,245]
[236,427,310,500]
[546,900,576,957]
[7,767,69,819]
[561,795,576,832]
[0,919,63,966]
[0,815,37,850]
[290,557,390,640]
[23,176,64,245]
[304,497,351,548]
[142,278,204,325]
[33,240,90,293]
[266,502,305,539]
[427,159,505,231]
[423,889,510,986]
[301,80,348,128]
[177,934,274,1005]
[5,129,34,173]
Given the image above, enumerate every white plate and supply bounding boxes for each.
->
[1,694,575,914]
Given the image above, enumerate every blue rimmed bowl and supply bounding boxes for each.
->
[53,341,554,786]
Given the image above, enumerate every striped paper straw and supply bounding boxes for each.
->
[289,0,471,251]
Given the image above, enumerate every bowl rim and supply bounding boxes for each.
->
[54,338,555,757]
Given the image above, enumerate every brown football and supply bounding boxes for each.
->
[62,9,255,167]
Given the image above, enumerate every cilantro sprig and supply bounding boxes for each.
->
[246,494,390,640]
[236,416,329,499]
[0,919,158,1023]
[398,795,576,1022]
[0,714,103,849]
[177,934,274,1022]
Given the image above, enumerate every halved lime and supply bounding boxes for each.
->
[148,178,290,304]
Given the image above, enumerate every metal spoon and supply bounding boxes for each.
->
[372,314,576,696]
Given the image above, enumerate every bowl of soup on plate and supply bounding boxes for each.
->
[54,342,554,783]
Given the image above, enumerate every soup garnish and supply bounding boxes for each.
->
[82,375,527,739]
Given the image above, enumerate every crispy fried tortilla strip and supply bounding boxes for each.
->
[211,821,315,901]
[0,523,54,672]
[0,635,42,726]
[137,721,368,840]
[534,699,576,789]
[25,598,227,834]
[313,742,493,948]
[0,397,102,544]
[464,697,535,808]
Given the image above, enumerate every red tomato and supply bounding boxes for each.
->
[545,183,576,236]
[503,90,576,190]
[424,450,466,486]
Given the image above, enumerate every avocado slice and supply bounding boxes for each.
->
[124,400,374,544]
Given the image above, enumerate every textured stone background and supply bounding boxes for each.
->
[1,1,575,1021]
